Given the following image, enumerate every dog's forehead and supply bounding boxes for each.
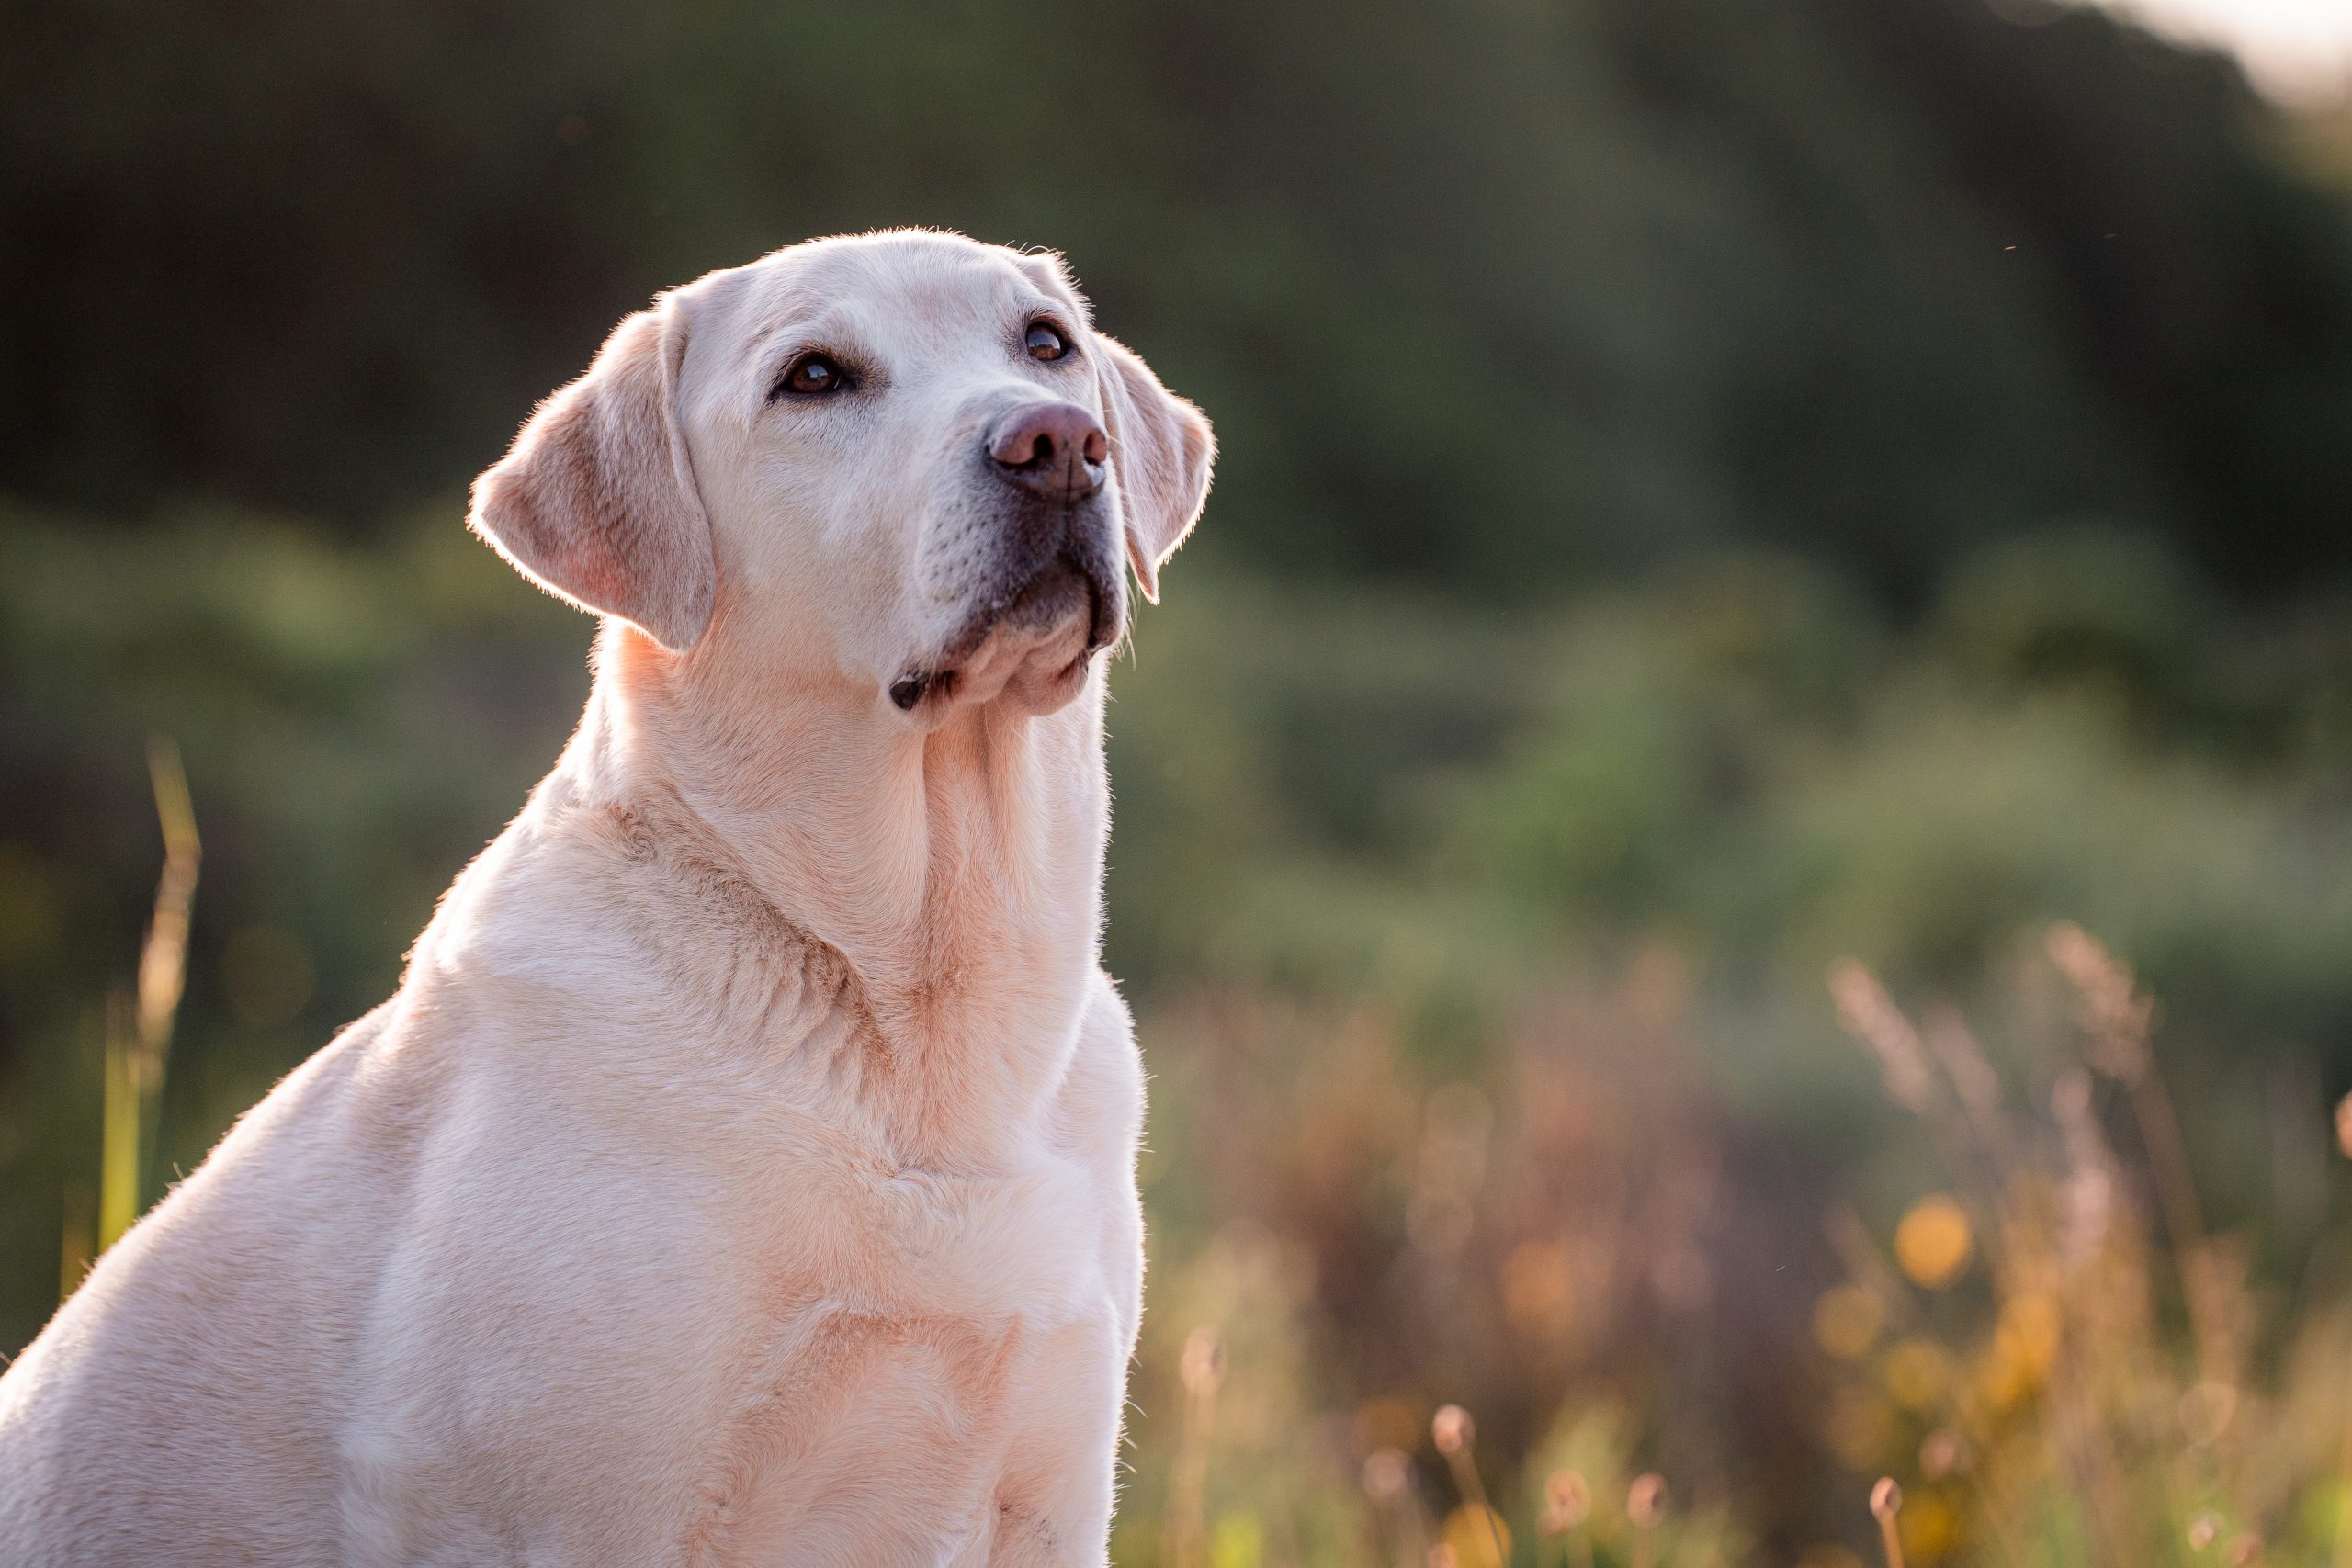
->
[720,234,1080,356]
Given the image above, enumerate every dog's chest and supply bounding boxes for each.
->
[336,971,1145,1564]
[684,1145,1136,1562]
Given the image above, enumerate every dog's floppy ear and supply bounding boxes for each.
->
[469,296,716,652]
[1094,335,1215,604]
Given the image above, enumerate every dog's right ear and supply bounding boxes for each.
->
[1094,336,1215,606]
[469,297,717,652]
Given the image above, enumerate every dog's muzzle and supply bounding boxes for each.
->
[890,548,1120,711]
[889,414,1125,713]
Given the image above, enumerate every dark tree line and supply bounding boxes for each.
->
[3,0,2346,597]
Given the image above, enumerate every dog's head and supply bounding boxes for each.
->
[469,231,1215,722]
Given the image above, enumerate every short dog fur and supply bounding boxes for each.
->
[0,231,1215,1566]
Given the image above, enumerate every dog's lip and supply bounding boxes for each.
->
[888,556,1115,712]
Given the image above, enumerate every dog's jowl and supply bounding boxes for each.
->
[0,231,1214,1568]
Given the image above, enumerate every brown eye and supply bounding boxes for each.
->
[776,351,849,398]
[1023,321,1069,362]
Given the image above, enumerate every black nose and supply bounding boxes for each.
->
[988,402,1108,501]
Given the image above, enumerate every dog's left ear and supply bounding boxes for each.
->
[1094,336,1215,604]
[469,295,716,652]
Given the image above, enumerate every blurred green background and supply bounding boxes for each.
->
[7,1,2352,1561]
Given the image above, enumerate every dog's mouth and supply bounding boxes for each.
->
[889,553,1118,715]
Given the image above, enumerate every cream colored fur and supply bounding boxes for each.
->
[0,231,1214,1566]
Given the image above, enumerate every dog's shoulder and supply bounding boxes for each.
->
[0,998,447,1551]
[1052,969,1143,1151]
[411,789,852,1057]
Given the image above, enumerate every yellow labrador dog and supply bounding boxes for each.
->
[0,231,1213,1566]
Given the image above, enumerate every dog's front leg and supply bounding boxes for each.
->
[982,1308,1128,1568]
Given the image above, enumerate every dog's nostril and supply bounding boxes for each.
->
[989,403,1107,497]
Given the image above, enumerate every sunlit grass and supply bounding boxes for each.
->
[1114,924,2352,1565]
[32,585,2352,1559]
[74,738,198,1285]
[50,735,2352,1560]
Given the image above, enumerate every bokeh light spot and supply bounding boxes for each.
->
[1894,1196,1973,1289]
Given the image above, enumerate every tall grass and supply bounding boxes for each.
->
[71,739,198,1286]
[46,743,2352,1560]
[1119,926,2352,1564]
[1809,925,2352,1563]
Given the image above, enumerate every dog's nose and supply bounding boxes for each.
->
[988,403,1108,501]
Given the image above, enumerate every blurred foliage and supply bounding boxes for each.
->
[7,0,2352,593]
[10,509,2352,1555]
[9,0,2352,1558]
[1110,940,2352,1565]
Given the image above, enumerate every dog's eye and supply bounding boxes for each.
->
[775,352,850,398]
[1023,321,1070,363]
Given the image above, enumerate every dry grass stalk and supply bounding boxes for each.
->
[1431,1404,1510,1568]
[1542,1468,1594,1568]
[1164,1325,1224,1568]
[1829,963,2008,1288]
[96,737,200,1256]
[2046,925,2223,1366]
[1363,1447,1427,1568]
[96,990,141,1259]
[1820,928,2330,1562]
[1627,1473,1667,1568]
[1869,1478,1904,1568]
[1826,939,2266,1568]
[1828,961,1933,1115]
[56,1182,94,1303]
[2046,922,2264,1560]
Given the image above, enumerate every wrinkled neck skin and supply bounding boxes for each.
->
[497,619,1110,1172]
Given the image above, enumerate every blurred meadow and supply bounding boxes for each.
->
[7,0,2352,1561]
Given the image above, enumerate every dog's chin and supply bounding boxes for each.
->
[889,559,1117,725]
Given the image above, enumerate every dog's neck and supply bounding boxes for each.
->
[548,624,1113,1168]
